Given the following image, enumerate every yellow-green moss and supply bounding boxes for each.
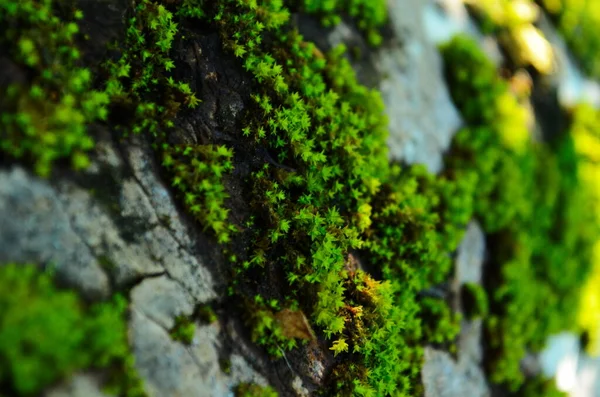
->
[441,34,597,391]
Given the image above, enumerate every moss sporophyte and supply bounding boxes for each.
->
[0,0,597,396]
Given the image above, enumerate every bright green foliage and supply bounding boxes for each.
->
[234,382,278,397]
[162,144,235,243]
[441,35,597,390]
[169,315,196,344]
[0,0,109,176]
[462,282,489,320]
[297,0,387,46]
[539,0,600,78]
[0,263,144,396]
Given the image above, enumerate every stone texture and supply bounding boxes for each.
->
[422,347,490,397]
[0,132,266,396]
[131,276,195,330]
[454,221,486,289]
[0,167,110,300]
[129,309,268,397]
[377,0,463,174]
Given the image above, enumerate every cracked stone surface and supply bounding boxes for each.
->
[0,167,111,300]
[0,134,267,397]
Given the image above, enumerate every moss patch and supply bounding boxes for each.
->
[0,263,144,396]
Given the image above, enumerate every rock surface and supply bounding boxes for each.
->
[378,0,463,174]
[0,134,269,397]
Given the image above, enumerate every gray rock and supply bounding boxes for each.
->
[458,318,484,365]
[378,0,463,174]
[44,373,111,397]
[55,182,165,287]
[131,276,195,330]
[454,221,486,288]
[129,309,268,397]
[422,347,490,397]
[0,167,110,300]
[130,309,221,397]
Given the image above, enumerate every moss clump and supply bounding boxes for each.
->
[298,0,387,46]
[103,0,200,137]
[0,263,144,396]
[0,0,109,176]
[441,34,598,390]
[197,304,218,324]
[420,297,461,348]
[169,315,196,344]
[162,144,235,244]
[462,282,489,320]
[234,382,278,397]
[169,2,469,394]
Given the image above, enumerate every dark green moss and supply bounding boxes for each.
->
[197,304,218,324]
[462,282,489,320]
[169,315,196,344]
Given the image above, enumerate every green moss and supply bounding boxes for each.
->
[441,34,597,391]
[169,315,196,344]
[0,0,109,176]
[197,304,218,324]
[234,382,278,397]
[164,3,476,395]
[3,0,596,395]
[162,144,235,244]
[0,263,144,396]
[103,0,200,137]
[420,297,461,348]
[462,282,489,320]
[298,0,387,46]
